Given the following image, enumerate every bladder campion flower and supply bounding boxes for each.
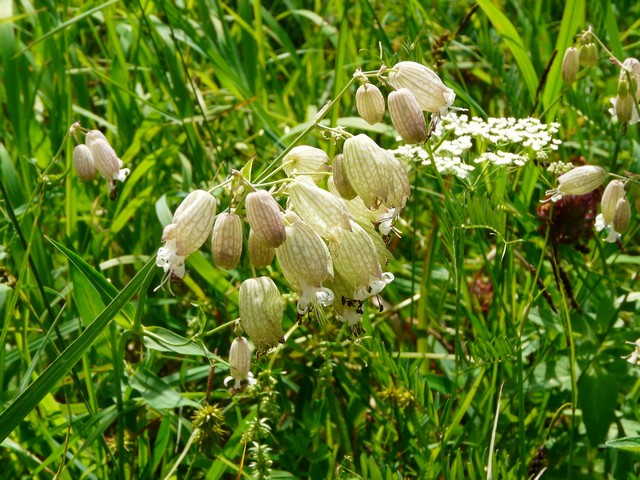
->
[387,61,456,114]
[156,190,217,289]
[610,58,640,125]
[85,130,130,199]
[224,337,256,391]
[329,220,394,301]
[276,212,334,316]
[578,42,598,67]
[331,154,357,200]
[623,339,640,365]
[326,271,365,335]
[544,165,606,203]
[342,134,410,209]
[595,180,627,242]
[239,276,284,355]
[248,229,275,269]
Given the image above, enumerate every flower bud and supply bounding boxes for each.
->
[287,176,351,242]
[239,276,284,354]
[387,61,455,114]
[156,190,217,281]
[579,43,598,67]
[282,145,330,181]
[613,197,631,234]
[211,212,243,270]
[388,88,427,144]
[73,144,95,181]
[276,216,334,315]
[601,180,626,225]
[615,91,634,124]
[342,134,390,209]
[248,229,276,269]
[562,47,579,84]
[545,165,606,202]
[245,190,286,247]
[355,83,385,124]
[331,154,357,200]
[224,336,255,390]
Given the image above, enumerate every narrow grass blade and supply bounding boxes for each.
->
[541,0,585,118]
[0,254,156,443]
[476,0,538,104]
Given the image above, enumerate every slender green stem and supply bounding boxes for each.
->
[255,76,359,184]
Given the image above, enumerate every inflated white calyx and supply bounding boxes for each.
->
[156,190,217,289]
[276,213,335,316]
[387,61,456,115]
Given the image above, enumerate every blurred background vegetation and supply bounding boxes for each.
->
[1,0,639,478]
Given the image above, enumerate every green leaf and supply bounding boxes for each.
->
[578,369,619,446]
[541,0,585,118]
[143,326,222,361]
[128,368,199,410]
[0,253,156,443]
[606,436,640,452]
[50,239,135,329]
[476,0,539,104]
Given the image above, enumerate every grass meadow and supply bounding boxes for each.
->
[1,0,640,478]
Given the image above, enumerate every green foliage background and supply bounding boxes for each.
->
[1,0,639,478]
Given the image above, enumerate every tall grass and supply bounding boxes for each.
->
[1,1,639,478]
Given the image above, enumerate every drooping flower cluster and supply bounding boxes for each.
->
[277,135,406,326]
[392,113,562,179]
[69,123,131,199]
